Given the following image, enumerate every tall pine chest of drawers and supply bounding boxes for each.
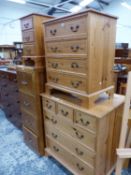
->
[17,14,52,155]
[42,9,125,175]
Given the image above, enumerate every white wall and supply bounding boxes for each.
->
[0,0,49,45]
[103,0,131,47]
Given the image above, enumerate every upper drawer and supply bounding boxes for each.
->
[21,16,33,31]
[42,97,56,113]
[17,71,33,94]
[45,39,87,56]
[45,16,87,39]
[47,58,87,74]
[74,111,97,133]
[22,30,35,43]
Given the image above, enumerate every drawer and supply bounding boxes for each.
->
[74,111,97,132]
[17,71,33,94]
[45,16,87,39]
[57,103,73,121]
[46,137,94,175]
[21,16,33,30]
[45,39,87,56]
[23,44,43,56]
[20,93,36,115]
[22,30,35,43]
[22,110,38,134]
[47,58,87,74]
[45,122,95,167]
[44,110,58,125]
[23,126,39,152]
[42,97,56,113]
[47,71,87,92]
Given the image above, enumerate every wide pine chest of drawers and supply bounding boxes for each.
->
[43,9,117,94]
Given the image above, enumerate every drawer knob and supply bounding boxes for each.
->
[75,148,84,156]
[50,47,58,53]
[24,23,29,28]
[70,45,80,52]
[21,80,28,85]
[23,101,30,107]
[70,25,79,32]
[77,118,90,126]
[73,128,84,139]
[61,109,69,117]
[76,163,84,171]
[71,81,82,88]
[51,63,58,69]
[51,118,57,124]
[53,145,59,152]
[52,132,58,139]
[50,29,57,36]
[71,62,79,68]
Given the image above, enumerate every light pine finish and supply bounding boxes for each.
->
[42,93,124,175]
[43,9,117,94]
[115,72,131,175]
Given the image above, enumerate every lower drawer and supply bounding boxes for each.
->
[23,126,39,153]
[22,110,38,134]
[46,137,94,175]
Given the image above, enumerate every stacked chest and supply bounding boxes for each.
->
[44,10,117,94]
[42,94,124,175]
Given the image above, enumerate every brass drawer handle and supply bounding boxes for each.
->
[73,128,84,139]
[50,29,57,36]
[50,47,58,53]
[24,36,30,42]
[71,80,82,88]
[21,80,28,85]
[70,25,79,32]
[53,145,59,152]
[51,63,58,69]
[45,115,50,120]
[24,23,29,28]
[61,109,69,117]
[70,45,80,52]
[52,132,58,139]
[23,101,30,107]
[71,62,79,68]
[51,118,57,124]
[76,163,84,171]
[49,76,59,83]
[76,118,90,126]
[46,103,52,109]
[75,148,84,156]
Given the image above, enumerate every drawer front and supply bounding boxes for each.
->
[45,115,96,151]
[20,93,36,115]
[22,110,38,134]
[21,17,33,30]
[23,126,39,152]
[45,39,87,56]
[17,71,33,94]
[46,137,94,175]
[47,58,87,74]
[45,122,95,167]
[44,110,58,126]
[74,111,97,132]
[23,44,36,56]
[47,71,87,91]
[42,97,56,113]
[22,30,35,43]
[45,16,87,39]
[57,103,73,121]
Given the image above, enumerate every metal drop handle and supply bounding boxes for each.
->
[70,25,79,32]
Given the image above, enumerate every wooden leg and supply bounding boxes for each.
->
[115,158,124,175]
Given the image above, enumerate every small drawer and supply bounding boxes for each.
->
[22,110,38,134]
[57,103,73,120]
[17,71,33,94]
[22,30,35,43]
[23,44,43,56]
[47,58,87,74]
[74,111,96,132]
[21,16,33,30]
[44,111,58,125]
[20,93,36,115]
[23,126,39,153]
[45,39,87,56]
[45,16,87,39]
[42,97,56,113]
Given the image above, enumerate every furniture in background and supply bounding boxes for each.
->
[16,13,52,155]
[0,67,22,129]
[42,9,125,175]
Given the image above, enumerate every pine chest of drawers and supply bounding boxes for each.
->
[43,9,117,94]
[42,93,124,175]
